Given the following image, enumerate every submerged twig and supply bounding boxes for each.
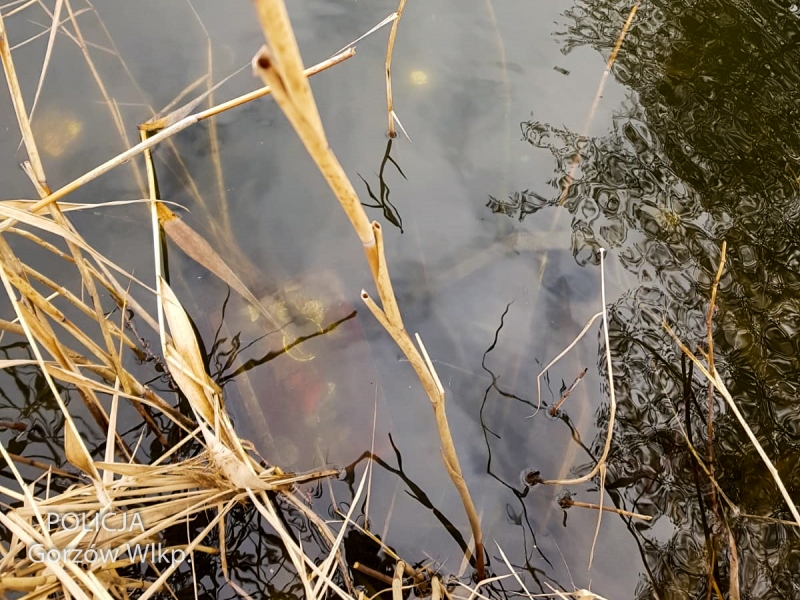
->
[559,495,652,521]
[549,367,588,416]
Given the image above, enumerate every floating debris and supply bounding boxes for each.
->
[409,70,428,86]
[31,107,83,158]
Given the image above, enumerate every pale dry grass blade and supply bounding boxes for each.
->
[2,0,38,17]
[541,249,617,486]
[27,0,63,122]
[334,11,398,56]
[534,312,602,416]
[385,1,407,138]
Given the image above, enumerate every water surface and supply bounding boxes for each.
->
[1,0,799,598]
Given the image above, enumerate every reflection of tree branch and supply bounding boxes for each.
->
[216,310,357,386]
[358,137,406,232]
[342,437,473,568]
[475,302,556,588]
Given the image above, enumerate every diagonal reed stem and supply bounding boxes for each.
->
[250,0,485,579]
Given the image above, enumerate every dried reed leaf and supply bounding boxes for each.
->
[27,0,63,122]
[155,203,280,329]
[205,437,267,490]
[0,202,155,294]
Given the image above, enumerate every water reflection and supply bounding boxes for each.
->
[358,138,406,233]
[4,0,800,596]
[482,0,800,594]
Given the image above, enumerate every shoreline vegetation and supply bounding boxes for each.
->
[0,1,794,599]
[0,1,485,596]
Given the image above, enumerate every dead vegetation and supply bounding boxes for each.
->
[0,0,482,597]
[1,1,791,599]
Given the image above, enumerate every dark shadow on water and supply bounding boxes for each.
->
[358,137,407,233]
[486,0,800,591]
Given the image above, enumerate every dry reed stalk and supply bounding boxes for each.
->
[385,0,408,138]
[354,562,394,585]
[252,48,377,259]
[705,241,727,478]
[26,0,62,123]
[3,452,77,478]
[3,0,40,19]
[250,0,485,579]
[664,327,800,529]
[373,221,403,329]
[392,560,406,600]
[193,12,235,246]
[556,0,640,207]
[0,49,354,236]
[361,291,485,576]
[559,496,652,520]
[0,9,47,188]
[537,249,616,486]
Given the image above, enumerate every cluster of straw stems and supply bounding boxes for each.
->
[0,0,486,596]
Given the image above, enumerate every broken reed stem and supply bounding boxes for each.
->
[560,496,652,521]
[385,0,407,137]
[0,49,354,235]
[250,2,486,575]
[549,367,588,416]
[541,248,616,486]
[392,561,405,600]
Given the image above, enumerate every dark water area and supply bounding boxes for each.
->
[1,0,799,598]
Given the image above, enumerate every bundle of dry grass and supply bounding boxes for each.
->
[0,3,365,597]
[0,155,355,598]
[0,0,638,597]
[0,124,349,598]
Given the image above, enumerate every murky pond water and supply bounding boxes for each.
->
[1,0,799,597]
